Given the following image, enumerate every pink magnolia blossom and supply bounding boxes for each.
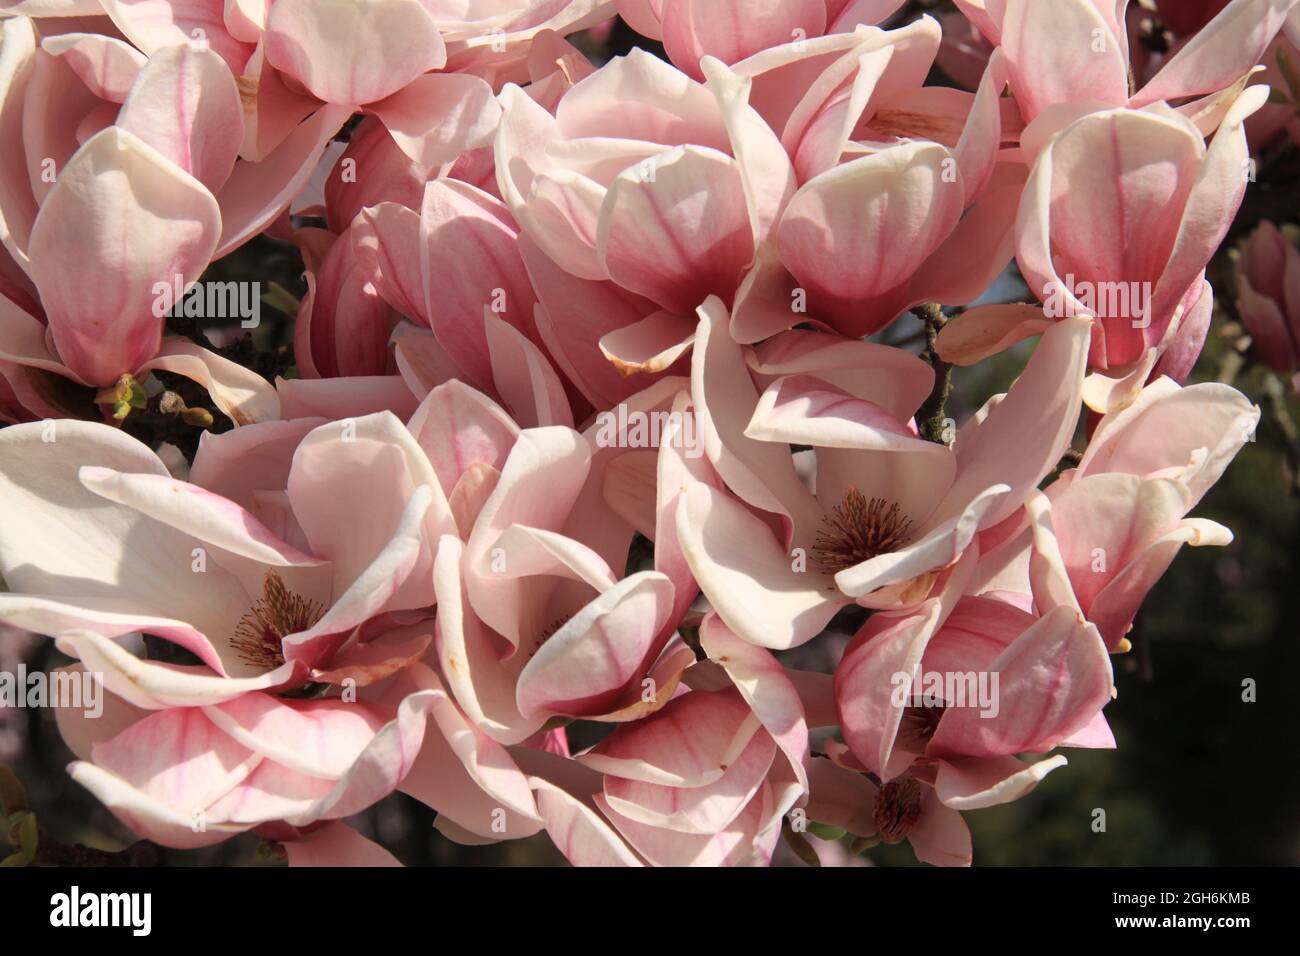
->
[0,380,622,850]
[804,537,1117,866]
[422,381,698,746]
[937,86,1266,374]
[497,18,1016,373]
[726,20,1017,341]
[1016,90,1265,370]
[51,658,448,850]
[494,45,756,374]
[1025,377,1258,649]
[615,0,908,79]
[835,555,1114,787]
[953,0,1296,121]
[0,17,351,416]
[516,615,809,866]
[0,412,454,700]
[1235,220,1300,374]
[674,298,1088,650]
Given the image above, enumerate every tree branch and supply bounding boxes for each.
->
[912,304,953,445]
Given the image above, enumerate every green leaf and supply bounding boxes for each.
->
[255,841,288,866]
[806,822,847,842]
[782,821,821,867]
[849,835,881,855]
[16,811,37,857]
[1,811,38,866]
[261,282,301,318]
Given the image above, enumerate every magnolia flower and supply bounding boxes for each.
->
[674,298,1088,650]
[0,19,360,419]
[1235,220,1300,374]
[0,411,454,848]
[51,658,446,851]
[938,86,1266,373]
[424,381,698,747]
[0,379,631,850]
[307,39,599,407]
[0,412,454,702]
[1025,377,1258,649]
[616,0,908,79]
[953,0,1297,121]
[497,18,1015,395]
[1017,90,1265,370]
[515,615,809,866]
[724,19,1016,341]
[835,553,1114,790]
[494,45,759,372]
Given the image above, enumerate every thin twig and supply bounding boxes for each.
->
[912,304,953,445]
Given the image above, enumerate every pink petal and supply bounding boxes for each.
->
[777,143,964,337]
[27,127,221,386]
[934,303,1050,366]
[662,0,828,79]
[101,0,256,73]
[928,607,1112,758]
[933,316,1091,530]
[932,753,1067,810]
[999,0,1128,120]
[517,571,676,720]
[520,232,663,407]
[368,72,500,168]
[419,178,538,391]
[485,314,574,428]
[140,339,280,425]
[677,481,846,649]
[41,32,145,103]
[597,145,755,314]
[116,42,243,194]
[580,688,761,787]
[1134,0,1296,107]
[203,692,388,779]
[264,0,447,105]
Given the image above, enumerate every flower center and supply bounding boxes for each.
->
[812,488,914,574]
[873,777,924,844]
[231,570,325,671]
